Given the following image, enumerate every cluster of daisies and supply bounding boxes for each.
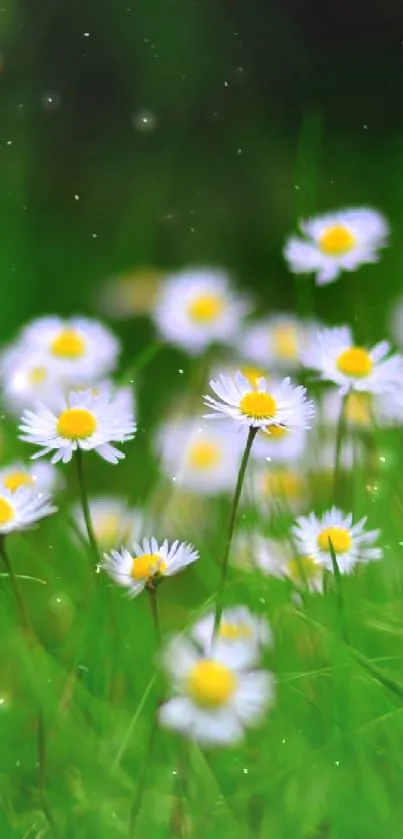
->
[0,204,402,746]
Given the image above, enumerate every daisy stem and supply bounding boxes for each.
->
[148,585,162,649]
[334,394,348,502]
[37,711,61,838]
[75,448,99,563]
[213,426,257,636]
[0,535,34,639]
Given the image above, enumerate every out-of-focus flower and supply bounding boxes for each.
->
[250,463,306,514]
[284,208,389,286]
[241,315,320,371]
[0,486,56,533]
[192,605,272,663]
[98,267,162,318]
[0,461,61,495]
[72,497,147,551]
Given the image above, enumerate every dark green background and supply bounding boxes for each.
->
[2,0,403,344]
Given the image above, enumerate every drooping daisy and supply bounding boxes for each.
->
[72,497,147,551]
[98,266,162,318]
[152,268,250,355]
[101,537,199,597]
[159,634,274,745]
[293,508,381,574]
[284,208,389,286]
[303,326,403,396]
[154,417,243,495]
[0,486,56,533]
[204,371,315,430]
[192,606,272,663]
[0,349,65,414]
[0,461,61,496]
[250,463,306,515]
[19,387,136,464]
[16,316,120,380]
[240,315,320,371]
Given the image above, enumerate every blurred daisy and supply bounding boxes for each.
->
[0,349,64,414]
[232,532,323,591]
[293,508,381,573]
[101,537,199,597]
[303,326,403,396]
[19,387,136,464]
[241,315,319,370]
[98,267,162,318]
[72,497,146,551]
[320,388,403,430]
[251,463,306,514]
[0,461,61,495]
[284,208,389,286]
[16,316,120,380]
[204,372,315,430]
[152,268,250,355]
[0,486,56,533]
[209,361,272,390]
[155,418,243,495]
[252,423,307,463]
[159,634,274,745]
[192,606,272,663]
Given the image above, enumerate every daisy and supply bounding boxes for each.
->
[159,634,274,745]
[204,371,315,430]
[19,386,136,464]
[0,461,61,496]
[98,266,162,318]
[284,207,389,286]
[240,315,320,371]
[320,388,403,431]
[154,418,243,495]
[293,508,382,574]
[192,606,272,663]
[151,267,250,355]
[72,497,147,551]
[0,349,65,414]
[16,316,120,380]
[0,486,56,533]
[251,423,307,463]
[232,532,324,591]
[101,537,199,597]
[303,326,403,396]
[250,463,306,514]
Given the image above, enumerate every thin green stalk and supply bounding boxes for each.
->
[213,427,257,636]
[334,393,348,503]
[37,712,60,838]
[148,585,162,648]
[0,535,34,638]
[328,537,349,644]
[75,448,98,563]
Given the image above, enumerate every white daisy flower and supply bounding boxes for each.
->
[240,315,320,371]
[0,486,56,533]
[192,606,272,663]
[249,463,306,515]
[0,461,61,496]
[0,349,65,414]
[303,326,403,396]
[19,387,136,465]
[233,532,324,591]
[16,316,120,380]
[284,208,389,286]
[293,508,382,574]
[101,537,199,597]
[159,635,274,745]
[72,497,147,551]
[154,418,243,495]
[204,371,315,430]
[152,267,250,355]
[251,423,307,463]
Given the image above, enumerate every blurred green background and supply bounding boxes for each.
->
[2,0,403,343]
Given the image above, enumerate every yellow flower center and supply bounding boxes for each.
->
[95,513,124,546]
[28,366,48,385]
[317,526,352,554]
[273,325,299,360]
[57,408,97,440]
[187,659,237,708]
[261,424,289,440]
[345,392,371,427]
[240,366,267,388]
[50,329,86,359]
[288,555,320,582]
[130,553,167,581]
[240,391,277,420]
[261,469,303,499]
[3,472,34,493]
[219,622,252,641]
[336,347,373,379]
[187,440,221,469]
[187,294,224,323]
[319,225,356,256]
[0,497,15,525]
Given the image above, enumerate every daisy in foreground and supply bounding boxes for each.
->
[152,267,250,355]
[284,207,389,286]
[204,371,314,430]
[159,635,274,745]
[293,508,382,574]
[303,326,403,396]
[0,486,56,533]
[101,537,199,597]
[192,606,272,664]
[19,387,136,464]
